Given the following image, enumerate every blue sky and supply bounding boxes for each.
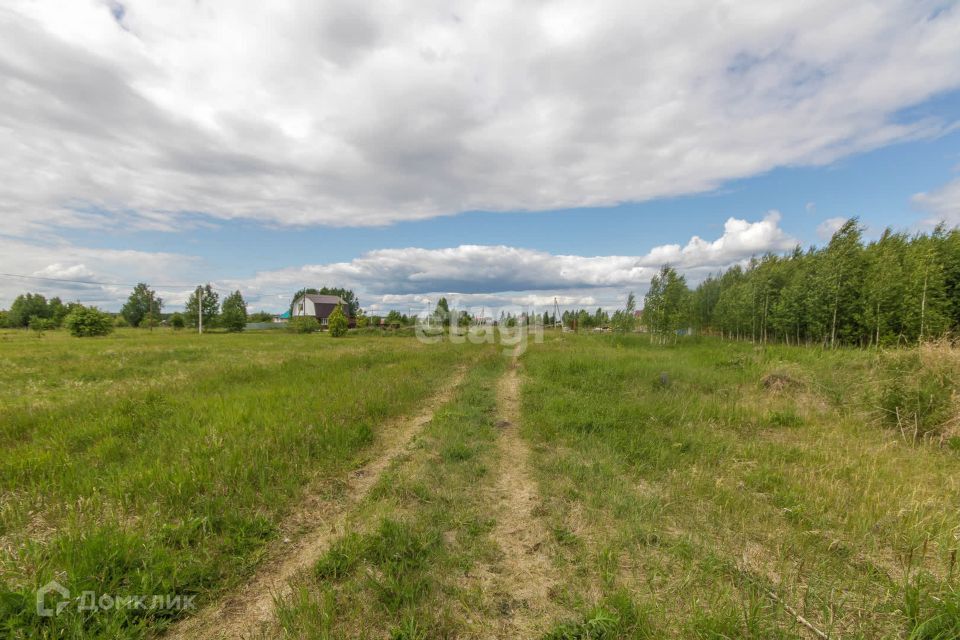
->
[2,1,960,314]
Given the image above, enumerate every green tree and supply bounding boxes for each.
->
[860,229,907,346]
[29,316,56,336]
[433,297,450,324]
[247,311,274,323]
[185,284,219,330]
[613,292,637,333]
[220,290,248,332]
[121,283,162,328]
[328,304,348,337]
[9,293,49,327]
[904,231,950,344]
[644,266,690,343]
[48,297,69,327]
[818,218,865,347]
[63,305,114,337]
[941,228,960,332]
[170,312,185,330]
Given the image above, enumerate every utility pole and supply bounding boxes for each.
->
[197,286,203,335]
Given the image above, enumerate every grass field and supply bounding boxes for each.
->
[1,329,958,638]
[0,329,484,638]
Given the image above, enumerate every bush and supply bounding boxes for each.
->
[63,306,114,337]
[170,312,185,330]
[29,316,56,335]
[288,316,320,333]
[113,315,129,327]
[328,305,348,337]
[878,351,957,438]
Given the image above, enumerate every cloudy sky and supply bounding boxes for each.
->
[2,0,960,315]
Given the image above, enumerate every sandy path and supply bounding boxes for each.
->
[481,352,563,638]
[163,366,467,640]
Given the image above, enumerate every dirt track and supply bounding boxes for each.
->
[480,351,562,638]
[163,366,467,640]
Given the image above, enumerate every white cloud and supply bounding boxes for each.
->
[0,213,794,311]
[1,1,959,231]
[913,177,960,225]
[0,236,202,308]
[232,213,796,308]
[816,216,848,240]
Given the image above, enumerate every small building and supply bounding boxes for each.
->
[290,294,355,328]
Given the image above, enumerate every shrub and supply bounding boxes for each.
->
[905,579,960,639]
[328,305,348,337]
[29,316,56,335]
[878,351,957,438]
[113,315,129,327]
[170,312,185,330]
[288,316,320,333]
[63,306,114,337]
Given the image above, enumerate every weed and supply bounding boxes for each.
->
[544,591,655,639]
[878,351,957,438]
[905,579,960,639]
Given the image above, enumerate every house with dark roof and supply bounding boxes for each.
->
[290,293,355,328]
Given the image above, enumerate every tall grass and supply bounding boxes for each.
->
[272,350,505,638]
[0,329,474,638]
[521,334,960,638]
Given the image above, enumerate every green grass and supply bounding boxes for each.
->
[523,334,960,639]
[4,328,959,638]
[0,328,479,638]
[271,349,506,638]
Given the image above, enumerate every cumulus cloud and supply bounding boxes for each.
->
[1,0,960,232]
[0,213,794,311]
[913,177,960,225]
[816,216,848,240]
[232,213,796,307]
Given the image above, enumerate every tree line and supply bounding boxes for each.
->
[0,284,264,335]
[641,219,960,347]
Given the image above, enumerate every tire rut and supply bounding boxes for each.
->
[481,353,563,638]
[163,365,467,640]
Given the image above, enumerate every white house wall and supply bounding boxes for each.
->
[293,296,316,317]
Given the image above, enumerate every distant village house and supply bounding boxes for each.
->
[289,293,355,328]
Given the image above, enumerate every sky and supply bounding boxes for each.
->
[1,0,960,316]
